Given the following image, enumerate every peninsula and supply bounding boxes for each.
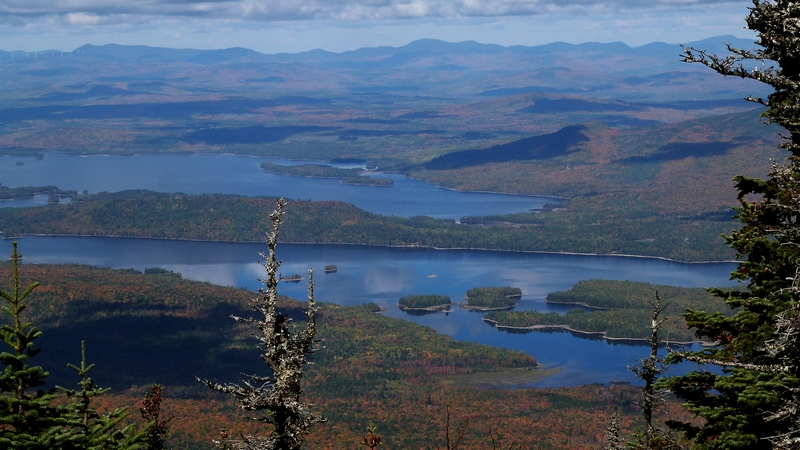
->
[484,280,729,342]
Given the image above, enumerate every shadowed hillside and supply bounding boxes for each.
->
[424,125,589,169]
[0,261,680,449]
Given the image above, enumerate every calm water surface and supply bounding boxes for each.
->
[0,237,739,388]
[1,154,551,220]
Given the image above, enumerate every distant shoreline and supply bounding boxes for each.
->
[0,154,738,264]
[397,303,454,312]
[0,232,739,264]
[544,300,612,310]
[403,173,568,201]
[482,317,713,346]
[460,303,515,312]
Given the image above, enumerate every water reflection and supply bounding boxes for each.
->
[0,236,737,388]
[401,309,443,317]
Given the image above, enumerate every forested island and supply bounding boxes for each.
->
[261,162,362,178]
[0,260,657,449]
[398,294,452,311]
[484,280,729,342]
[260,162,393,186]
[463,287,522,311]
[341,176,393,186]
[0,189,733,261]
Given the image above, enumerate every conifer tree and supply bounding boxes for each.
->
[59,341,146,450]
[625,295,680,450]
[661,1,800,448]
[1,244,148,450]
[139,384,172,450]
[0,242,68,449]
[198,199,324,450]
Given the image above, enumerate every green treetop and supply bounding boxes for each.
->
[58,341,146,450]
[0,243,149,450]
[662,1,800,449]
[0,242,68,449]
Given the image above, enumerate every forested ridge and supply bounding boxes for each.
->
[0,261,656,449]
[486,280,729,342]
[0,189,735,261]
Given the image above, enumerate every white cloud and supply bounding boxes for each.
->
[0,0,753,52]
[0,0,748,25]
[61,11,134,25]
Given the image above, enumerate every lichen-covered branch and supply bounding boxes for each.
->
[197,198,324,450]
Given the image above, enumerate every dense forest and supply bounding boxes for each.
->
[0,260,660,449]
[464,287,522,309]
[0,189,735,261]
[397,294,452,309]
[485,280,729,342]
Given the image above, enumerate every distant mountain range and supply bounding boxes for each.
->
[0,35,787,263]
[0,35,757,65]
[0,36,768,101]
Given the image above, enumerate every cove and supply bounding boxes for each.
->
[0,154,552,220]
[0,236,739,388]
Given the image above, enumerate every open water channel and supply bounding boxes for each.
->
[0,154,553,219]
[1,153,740,387]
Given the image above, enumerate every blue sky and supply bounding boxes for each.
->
[1,0,755,53]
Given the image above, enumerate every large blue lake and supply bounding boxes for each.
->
[1,154,552,220]
[0,153,740,387]
[0,236,738,388]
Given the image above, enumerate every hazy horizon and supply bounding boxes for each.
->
[1,0,756,54]
[0,32,756,57]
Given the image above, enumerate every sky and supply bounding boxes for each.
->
[0,0,756,54]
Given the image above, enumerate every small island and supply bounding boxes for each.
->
[398,294,453,312]
[260,162,393,186]
[283,274,303,283]
[462,287,522,311]
[323,265,338,273]
[341,176,393,186]
[261,162,362,178]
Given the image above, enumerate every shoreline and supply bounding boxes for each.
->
[7,151,557,200]
[403,173,568,201]
[0,193,74,202]
[261,170,395,187]
[398,303,454,312]
[482,317,712,346]
[0,232,740,264]
[460,302,515,312]
[261,167,378,179]
[544,300,612,311]
[3,153,735,264]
